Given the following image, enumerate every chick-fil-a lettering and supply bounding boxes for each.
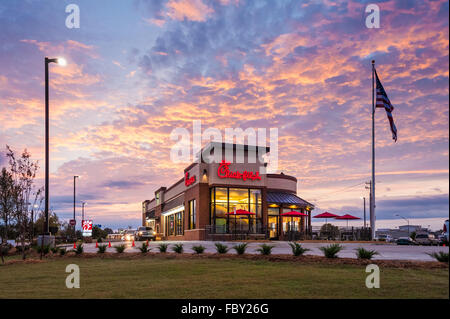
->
[217,160,261,181]
[185,172,196,186]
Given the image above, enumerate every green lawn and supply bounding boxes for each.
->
[0,256,448,299]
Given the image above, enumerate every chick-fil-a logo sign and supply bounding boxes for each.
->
[185,172,196,186]
[217,160,261,181]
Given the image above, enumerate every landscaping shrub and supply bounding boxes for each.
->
[115,244,126,253]
[51,246,59,254]
[232,243,248,255]
[35,244,50,255]
[59,247,67,256]
[97,244,107,254]
[1,244,11,262]
[97,237,103,243]
[215,243,229,254]
[256,244,274,255]
[172,243,184,254]
[158,243,168,253]
[355,247,379,260]
[74,244,84,255]
[319,244,343,258]
[16,244,30,253]
[428,252,449,263]
[192,245,206,254]
[139,242,150,253]
[288,242,309,256]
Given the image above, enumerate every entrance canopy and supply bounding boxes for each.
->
[267,192,314,207]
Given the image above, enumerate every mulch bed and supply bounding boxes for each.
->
[2,251,447,269]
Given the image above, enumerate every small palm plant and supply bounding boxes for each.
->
[51,246,59,254]
[97,244,107,254]
[355,247,379,260]
[215,243,229,254]
[288,242,310,256]
[115,244,126,253]
[320,244,343,258]
[74,243,84,255]
[428,251,449,262]
[158,243,169,253]
[172,243,184,254]
[37,245,51,255]
[192,245,206,254]
[256,244,274,255]
[232,243,248,255]
[139,242,150,253]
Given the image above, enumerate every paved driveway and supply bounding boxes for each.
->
[74,241,449,261]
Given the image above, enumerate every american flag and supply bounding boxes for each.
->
[375,70,397,142]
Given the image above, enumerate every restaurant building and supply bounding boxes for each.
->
[142,142,314,241]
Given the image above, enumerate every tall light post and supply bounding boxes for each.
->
[73,175,79,239]
[395,214,410,237]
[82,202,86,222]
[43,57,66,248]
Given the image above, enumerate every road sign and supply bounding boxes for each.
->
[69,219,76,226]
[82,220,93,237]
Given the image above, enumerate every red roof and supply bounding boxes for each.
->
[280,211,308,217]
[334,214,360,220]
[313,212,339,218]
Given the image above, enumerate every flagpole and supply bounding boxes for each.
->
[371,60,376,240]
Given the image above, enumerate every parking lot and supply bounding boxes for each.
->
[74,240,448,261]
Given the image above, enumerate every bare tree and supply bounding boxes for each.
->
[6,145,40,260]
[0,167,15,243]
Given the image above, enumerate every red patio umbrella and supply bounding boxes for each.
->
[226,209,255,233]
[313,212,339,224]
[226,209,255,216]
[334,214,360,228]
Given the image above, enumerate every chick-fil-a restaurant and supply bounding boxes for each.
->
[142,142,314,241]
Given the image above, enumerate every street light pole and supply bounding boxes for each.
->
[363,197,366,228]
[73,175,79,239]
[42,57,66,257]
[82,202,86,221]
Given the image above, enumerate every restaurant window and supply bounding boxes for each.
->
[210,187,262,234]
[188,200,196,229]
[165,210,184,236]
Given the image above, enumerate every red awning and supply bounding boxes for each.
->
[280,211,308,217]
[313,212,339,218]
[334,214,360,220]
[226,209,256,215]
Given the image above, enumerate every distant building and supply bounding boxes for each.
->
[376,224,430,239]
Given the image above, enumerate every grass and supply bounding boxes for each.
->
[0,256,447,299]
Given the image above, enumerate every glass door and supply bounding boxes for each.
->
[268,216,279,239]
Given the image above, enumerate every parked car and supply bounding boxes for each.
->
[135,226,156,241]
[396,237,417,245]
[375,234,394,242]
[121,230,136,241]
[415,233,439,246]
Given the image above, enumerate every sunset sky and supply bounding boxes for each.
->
[0,0,448,230]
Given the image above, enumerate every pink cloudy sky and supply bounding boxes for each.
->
[0,0,448,230]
